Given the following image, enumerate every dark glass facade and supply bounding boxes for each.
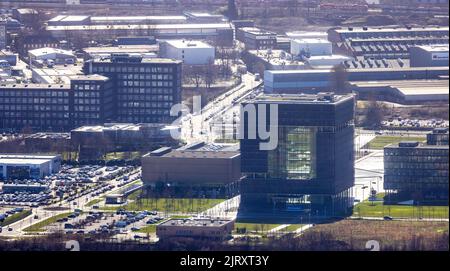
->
[384,143,449,204]
[84,55,182,124]
[239,93,355,216]
[0,76,114,131]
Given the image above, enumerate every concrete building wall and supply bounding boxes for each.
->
[141,154,241,185]
[291,39,332,56]
[164,41,215,65]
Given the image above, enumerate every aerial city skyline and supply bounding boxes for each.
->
[0,0,448,255]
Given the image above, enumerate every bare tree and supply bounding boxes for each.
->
[331,64,349,94]
[364,95,386,128]
[183,65,204,88]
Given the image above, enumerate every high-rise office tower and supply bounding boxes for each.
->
[84,54,182,124]
[239,92,355,216]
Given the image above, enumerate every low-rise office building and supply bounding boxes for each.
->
[142,142,241,198]
[410,44,449,67]
[156,218,234,241]
[160,40,215,65]
[236,27,277,50]
[384,136,449,204]
[0,154,61,180]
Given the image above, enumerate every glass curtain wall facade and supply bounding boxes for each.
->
[240,94,355,217]
[384,144,449,204]
[268,127,317,180]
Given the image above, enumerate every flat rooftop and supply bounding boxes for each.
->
[165,39,213,49]
[159,218,233,227]
[246,93,354,105]
[0,154,59,165]
[46,23,233,31]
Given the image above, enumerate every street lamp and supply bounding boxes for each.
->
[361,186,368,202]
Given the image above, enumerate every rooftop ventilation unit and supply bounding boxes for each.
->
[399,141,419,148]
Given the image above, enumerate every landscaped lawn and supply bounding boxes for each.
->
[353,201,449,219]
[0,210,32,227]
[366,136,426,149]
[102,198,225,213]
[282,224,305,232]
[234,223,281,233]
[23,212,72,232]
[86,198,103,207]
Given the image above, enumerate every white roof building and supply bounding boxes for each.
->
[162,40,215,65]
[28,47,76,64]
[291,38,333,57]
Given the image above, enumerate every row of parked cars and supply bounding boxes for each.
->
[114,210,159,230]
[0,207,25,222]
[0,191,52,206]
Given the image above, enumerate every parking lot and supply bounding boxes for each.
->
[0,165,137,208]
[382,117,449,129]
[43,209,164,241]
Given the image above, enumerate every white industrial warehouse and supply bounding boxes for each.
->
[161,39,215,65]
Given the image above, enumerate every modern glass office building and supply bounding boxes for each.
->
[384,133,449,205]
[0,75,113,131]
[239,93,355,216]
[84,54,182,124]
